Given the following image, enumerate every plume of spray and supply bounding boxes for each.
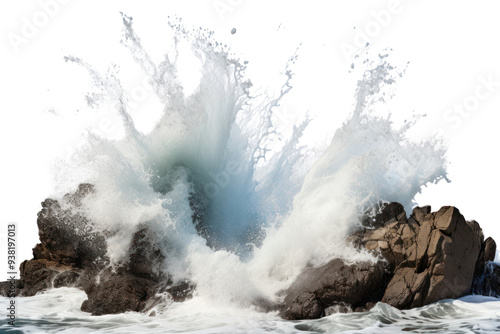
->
[52,17,448,308]
[249,52,449,297]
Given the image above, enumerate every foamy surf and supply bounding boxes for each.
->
[2,288,500,333]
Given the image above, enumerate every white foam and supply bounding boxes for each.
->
[4,288,500,333]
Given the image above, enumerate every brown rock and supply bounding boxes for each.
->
[128,227,164,280]
[357,203,418,271]
[474,237,497,278]
[5,185,496,319]
[382,206,483,308]
[62,183,95,207]
[0,183,198,317]
[0,279,22,298]
[36,187,107,268]
[281,203,492,320]
[382,267,429,308]
[80,267,157,315]
[2,184,108,298]
[412,206,431,224]
[362,202,406,228]
[18,259,82,296]
[164,281,195,302]
[433,206,459,235]
[280,259,388,320]
[79,224,194,315]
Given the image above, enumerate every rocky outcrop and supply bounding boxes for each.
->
[78,224,194,315]
[474,237,497,278]
[280,259,387,319]
[381,206,483,308]
[19,259,83,296]
[354,202,416,272]
[36,183,107,267]
[471,238,499,297]
[1,184,194,316]
[281,203,496,319]
[80,267,159,315]
[3,184,497,318]
[15,183,103,297]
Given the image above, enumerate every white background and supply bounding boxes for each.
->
[1,0,500,270]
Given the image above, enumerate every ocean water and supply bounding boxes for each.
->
[3,15,499,333]
[2,288,500,333]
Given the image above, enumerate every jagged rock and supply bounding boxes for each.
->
[62,183,95,207]
[0,279,22,298]
[281,203,492,319]
[78,218,196,315]
[53,269,83,288]
[128,227,165,280]
[140,280,196,315]
[80,269,195,316]
[80,267,159,315]
[280,259,388,320]
[18,259,82,296]
[381,206,483,308]
[354,204,484,309]
[164,281,195,302]
[35,183,107,268]
[3,184,496,319]
[412,205,431,224]
[79,226,171,315]
[382,207,483,309]
[0,183,195,317]
[2,184,107,298]
[361,202,406,228]
[474,237,497,278]
[354,202,419,271]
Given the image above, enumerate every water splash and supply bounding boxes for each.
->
[249,54,448,291]
[54,16,447,307]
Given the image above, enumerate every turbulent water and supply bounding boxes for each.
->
[3,15,500,333]
[3,288,500,333]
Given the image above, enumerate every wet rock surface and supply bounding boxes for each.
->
[0,184,194,316]
[381,206,483,308]
[280,259,388,320]
[36,184,107,267]
[281,203,495,319]
[80,267,159,315]
[2,185,496,318]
